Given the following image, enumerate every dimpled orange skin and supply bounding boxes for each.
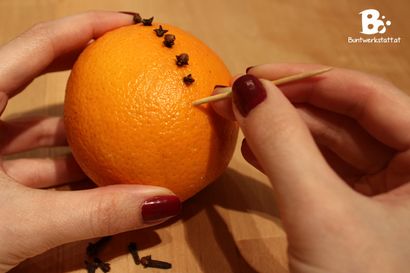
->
[64,23,238,201]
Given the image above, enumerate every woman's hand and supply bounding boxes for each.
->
[212,64,410,273]
[0,11,180,273]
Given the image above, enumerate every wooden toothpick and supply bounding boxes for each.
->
[192,67,332,106]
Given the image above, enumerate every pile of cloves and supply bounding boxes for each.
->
[133,13,195,86]
[84,237,172,272]
[84,236,112,273]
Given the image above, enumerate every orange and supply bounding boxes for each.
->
[64,23,238,201]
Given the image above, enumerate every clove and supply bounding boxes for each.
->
[163,34,176,48]
[176,53,189,66]
[154,25,168,37]
[128,242,140,265]
[86,236,112,257]
[140,255,172,269]
[133,13,142,24]
[183,74,195,85]
[84,260,98,273]
[142,17,154,26]
[94,257,111,273]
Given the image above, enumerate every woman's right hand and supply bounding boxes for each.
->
[212,64,410,272]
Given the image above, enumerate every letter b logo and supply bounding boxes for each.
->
[360,9,391,34]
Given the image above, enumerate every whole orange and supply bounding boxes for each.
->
[64,23,238,201]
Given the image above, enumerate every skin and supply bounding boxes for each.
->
[212,64,410,272]
[1,11,409,273]
[0,12,177,273]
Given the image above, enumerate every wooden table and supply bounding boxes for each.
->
[1,1,409,272]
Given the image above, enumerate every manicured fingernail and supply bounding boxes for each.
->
[212,85,229,95]
[118,11,138,16]
[142,195,181,222]
[0,92,8,116]
[246,66,254,73]
[232,74,267,117]
[118,11,142,23]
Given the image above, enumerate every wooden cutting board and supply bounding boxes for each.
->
[0,0,409,272]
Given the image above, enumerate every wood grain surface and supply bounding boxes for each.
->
[0,0,409,272]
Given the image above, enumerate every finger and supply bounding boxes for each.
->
[317,145,362,184]
[241,138,264,172]
[210,87,235,121]
[297,105,394,174]
[7,185,181,260]
[248,63,410,151]
[238,103,392,176]
[0,117,66,155]
[210,75,242,121]
[231,74,352,212]
[242,136,363,182]
[241,109,370,181]
[0,11,135,97]
[44,46,87,73]
[238,100,363,190]
[375,182,410,203]
[2,155,85,188]
[370,150,410,197]
[0,92,7,116]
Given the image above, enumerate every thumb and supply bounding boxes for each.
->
[231,74,350,210]
[21,184,180,256]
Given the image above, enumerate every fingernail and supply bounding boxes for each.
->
[0,92,8,116]
[118,11,138,16]
[118,11,142,23]
[232,74,267,117]
[246,66,254,73]
[142,195,181,222]
[212,85,229,95]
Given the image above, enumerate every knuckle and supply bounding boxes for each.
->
[81,10,105,25]
[25,21,49,36]
[87,194,121,236]
[18,22,53,51]
[257,114,302,146]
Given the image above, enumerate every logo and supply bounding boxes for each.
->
[360,9,391,34]
[347,9,401,44]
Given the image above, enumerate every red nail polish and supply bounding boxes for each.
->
[0,92,8,116]
[118,11,142,24]
[118,11,138,16]
[246,66,254,73]
[142,195,181,222]
[232,74,267,117]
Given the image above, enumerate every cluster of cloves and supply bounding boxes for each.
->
[84,236,112,273]
[84,237,172,272]
[133,13,195,86]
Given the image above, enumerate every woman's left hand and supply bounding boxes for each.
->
[0,11,181,272]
